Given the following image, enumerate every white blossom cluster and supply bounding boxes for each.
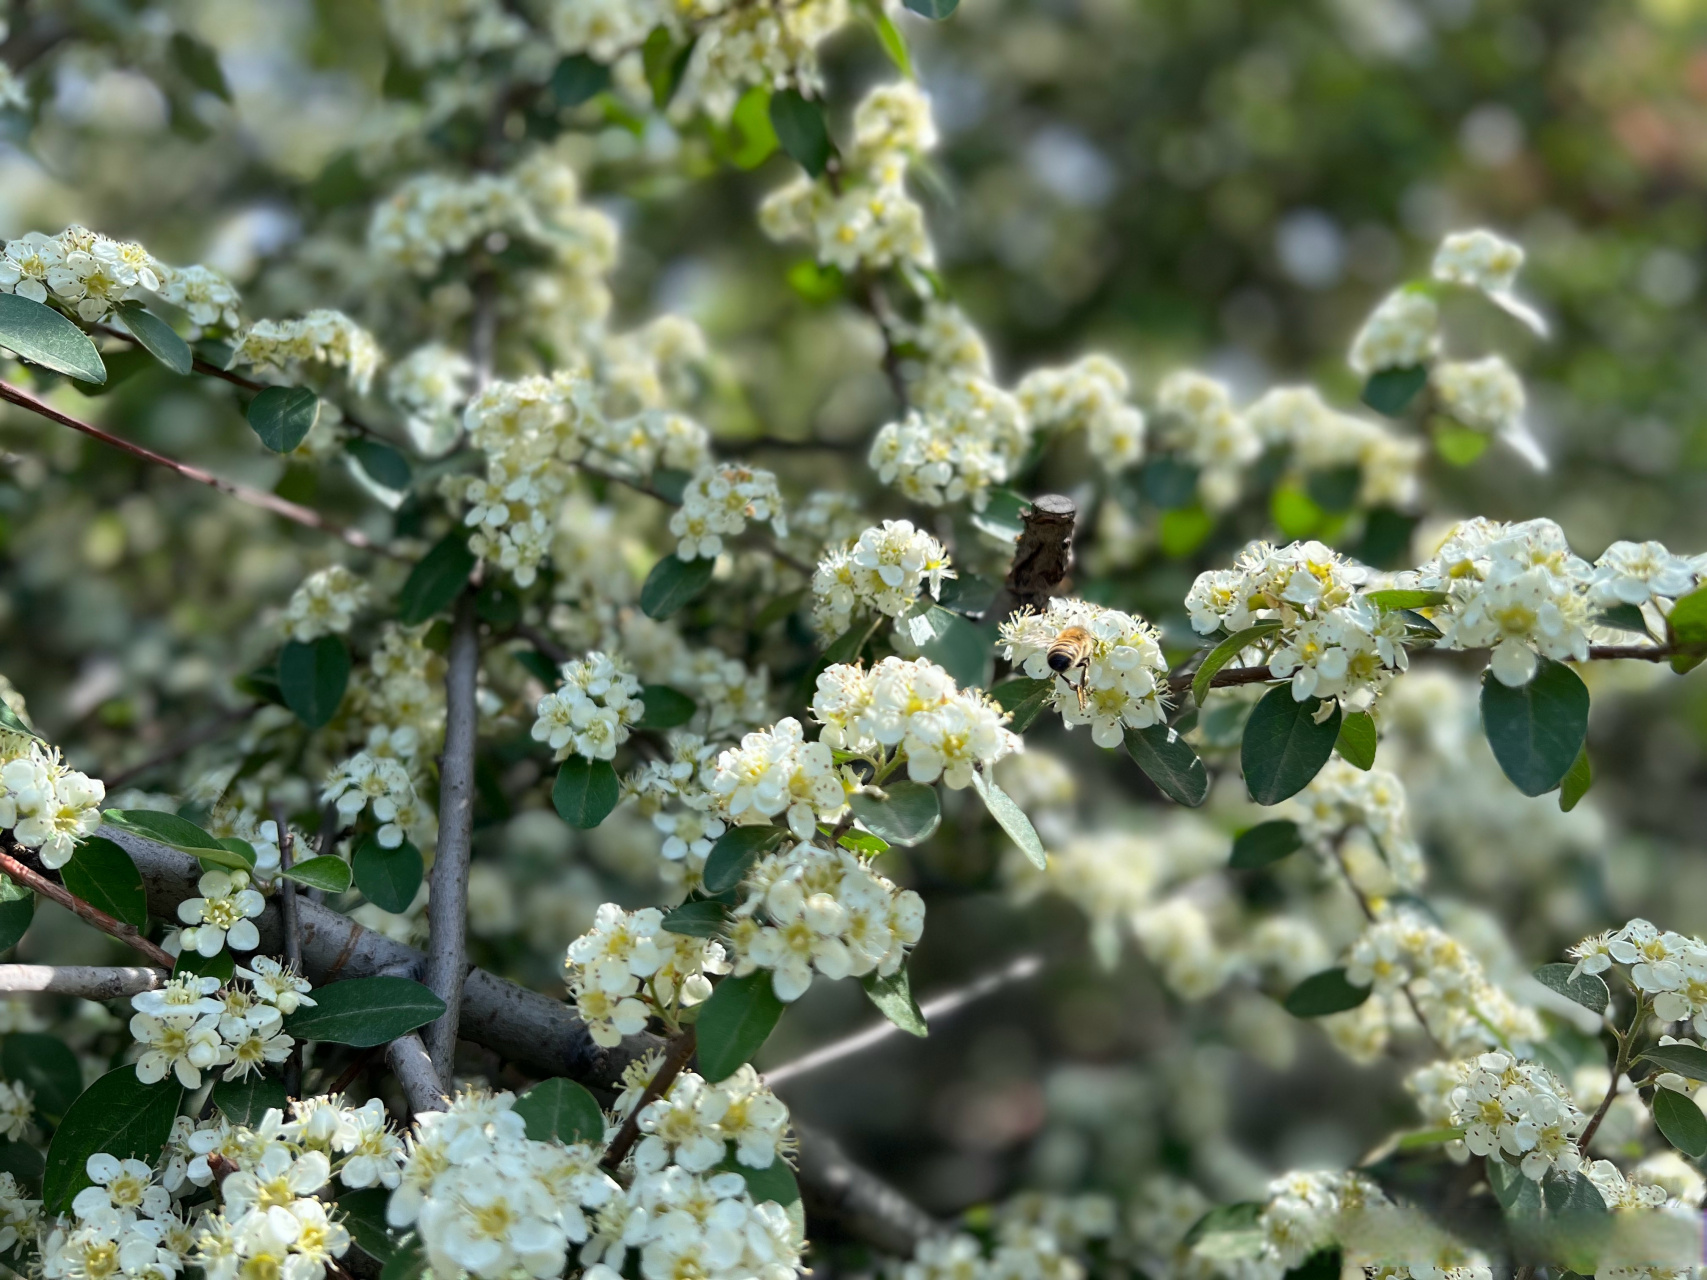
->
[0,1171,36,1253]
[1429,357,1525,442]
[1292,759,1425,895]
[387,344,474,457]
[629,1065,790,1176]
[562,902,726,1047]
[0,737,103,868]
[281,565,370,643]
[669,463,787,561]
[1348,288,1440,378]
[811,520,954,639]
[40,1157,199,1280]
[129,959,311,1087]
[1243,385,1424,509]
[0,225,239,328]
[1432,228,1547,334]
[1570,918,1707,1034]
[709,717,847,841]
[1016,355,1147,473]
[348,622,447,748]
[169,870,266,959]
[999,597,1172,747]
[868,372,1032,512]
[1153,370,1262,512]
[897,1196,1112,1280]
[0,1080,31,1143]
[229,310,382,395]
[323,752,429,848]
[532,652,643,763]
[813,658,1021,789]
[1445,1051,1584,1180]
[1187,540,1406,707]
[1590,540,1703,610]
[729,840,924,1002]
[380,0,524,66]
[615,612,774,743]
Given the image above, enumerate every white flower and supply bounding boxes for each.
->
[229,310,383,394]
[1348,288,1440,377]
[1154,370,1261,510]
[1447,1050,1583,1180]
[867,372,1031,511]
[811,520,954,638]
[0,742,104,868]
[175,869,265,956]
[1017,355,1146,473]
[1591,540,1698,608]
[322,752,423,848]
[530,652,643,762]
[999,597,1171,746]
[282,565,369,643]
[709,718,847,839]
[668,463,787,561]
[237,956,316,1015]
[130,1011,223,1088]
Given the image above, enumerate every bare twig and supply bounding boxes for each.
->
[601,1027,697,1170]
[0,840,175,968]
[1580,998,1648,1150]
[0,380,396,556]
[422,592,481,1080]
[387,1032,449,1116]
[0,964,165,998]
[103,704,258,791]
[513,622,568,665]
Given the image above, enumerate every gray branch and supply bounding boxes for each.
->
[386,1033,448,1116]
[0,964,165,998]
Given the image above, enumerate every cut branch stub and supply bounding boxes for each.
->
[1004,494,1076,614]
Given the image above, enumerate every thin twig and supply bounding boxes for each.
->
[602,1027,697,1170]
[0,842,174,968]
[0,380,397,556]
[323,1046,380,1098]
[1580,998,1648,1150]
[103,704,258,791]
[387,1032,449,1116]
[513,622,568,665]
[0,964,166,998]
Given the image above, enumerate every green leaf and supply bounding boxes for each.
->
[1362,589,1449,611]
[1433,423,1490,466]
[636,685,696,730]
[284,976,446,1047]
[513,1078,607,1146]
[866,4,914,76]
[474,584,519,629]
[0,293,106,383]
[641,27,696,109]
[1335,711,1377,771]
[861,967,927,1037]
[662,899,729,937]
[936,574,998,618]
[116,302,192,375]
[1532,963,1610,1015]
[703,827,787,895]
[821,617,879,667]
[991,677,1051,733]
[838,829,889,856]
[640,555,716,619]
[728,86,779,169]
[1304,465,1361,514]
[211,1071,287,1127]
[1159,506,1214,557]
[1640,1044,1707,1082]
[971,768,1047,870]
[753,588,805,632]
[1137,457,1200,510]
[340,1188,406,1267]
[1653,1086,1707,1157]
[1182,1202,1262,1248]
[1241,687,1342,806]
[43,1068,182,1213]
[1229,820,1303,870]
[352,836,423,914]
[1123,724,1210,807]
[1666,583,1707,674]
[348,438,411,490]
[278,635,351,729]
[1192,622,1282,705]
[1283,968,1372,1018]
[1596,602,1651,636]
[769,89,833,177]
[397,531,475,626]
[2,1033,81,1121]
[552,757,621,830]
[1486,1157,1541,1216]
[514,648,558,685]
[911,605,994,690]
[902,0,959,17]
[170,31,230,99]
[1360,365,1427,417]
[104,809,250,868]
[696,973,785,1082]
[60,837,146,927]
[848,781,940,847]
[786,258,844,304]
[282,855,352,894]
[0,894,33,952]
[380,1240,426,1280]
[246,386,320,453]
[175,948,235,982]
[212,837,258,871]
[0,702,39,740]
[0,1140,43,1184]
[551,54,611,108]
[1559,746,1592,813]
[1479,658,1590,797]
[715,1150,800,1206]
[72,345,154,396]
[1270,483,1325,541]
[969,488,1029,543]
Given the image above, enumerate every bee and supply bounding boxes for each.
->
[1045,625,1095,710]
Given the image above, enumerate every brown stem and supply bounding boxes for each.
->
[1579,998,1647,1150]
[513,622,568,664]
[105,704,257,791]
[601,1027,697,1170]
[0,842,174,968]
[0,380,396,556]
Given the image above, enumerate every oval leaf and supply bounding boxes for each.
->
[1124,724,1210,807]
[848,781,941,847]
[352,836,423,914]
[1653,1086,1707,1158]
[703,827,787,895]
[340,1187,407,1267]
[769,88,833,177]
[0,293,106,383]
[552,757,620,830]
[1532,962,1609,1014]
[1283,968,1371,1018]
[716,1149,800,1207]
[60,837,147,927]
[991,677,1051,734]
[1559,746,1592,813]
[912,606,994,690]
[1361,364,1427,417]
[1192,622,1282,706]
[640,555,715,620]
[2,1033,82,1121]
[1479,659,1590,797]
[104,810,250,869]
[1229,820,1303,871]
[696,973,785,1082]
[1335,711,1377,771]
[1362,589,1449,611]
[1639,1044,1707,1082]
[211,1071,288,1127]
[970,768,1047,870]
[348,437,412,490]
[513,1078,607,1145]
[0,894,34,952]
[861,967,927,1038]
[551,54,611,108]
[283,976,447,1047]
[636,685,697,731]
[397,531,474,626]
[278,635,351,729]
[1666,583,1707,673]
[117,302,192,375]
[247,386,321,453]
[43,1068,182,1213]
[1242,686,1342,806]
[282,855,352,894]
[662,899,730,937]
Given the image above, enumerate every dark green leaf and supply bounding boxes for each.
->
[1653,1086,1707,1157]
[552,757,621,830]
[175,948,235,982]
[641,27,696,108]
[637,685,696,730]
[1667,584,1707,674]
[43,1068,182,1213]
[0,1140,43,1183]
[936,574,998,617]
[1304,466,1361,514]
[703,827,787,895]
[1124,724,1210,806]
[969,488,1028,542]
[1559,746,1592,813]
[170,31,230,99]
[821,617,879,667]
[1480,659,1590,797]
[640,555,715,619]
[282,855,352,894]
[246,386,320,453]
[1639,1044,1707,1082]
[1362,589,1449,611]
[284,976,446,1047]
[514,649,558,685]
[514,1078,607,1145]
[1284,1251,1343,1280]
[662,899,729,937]
[769,89,833,177]
[551,54,611,108]
[1335,711,1377,771]
[861,967,927,1037]
[348,438,411,490]
[60,837,146,927]
[340,1188,405,1267]
[753,589,806,632]
[0,894,33,952]
[1192,622,1282,705]
[716,1150,800,1206]
[970,768,1046,870]
[1241,686,1342,805]
[1360,365,1427,417]
[1283,968,1371,1018]
[902,0,959,18]
[911,605,993,690]
[991,677,1051,733]
[474,584,519,629]
[104,810,249,868]
[353,836,423,914]
[651,468,691,505]
[0,294,106,383]
[397,531,474,626]
[0,702,39,740]
[212,837,258,871]
[72,345,155,396]
[848,781,940,847]
[1595,603,1651,636]
[211,1072,288,1127]
[379,1240,426,1280]
[1182,1203,1262,1248]
[1487,1156,1541,1216]
[2,1034,81,1120]
[1229,820,1303,870]
[696,972,785,1082]
[1531,962,1610,1014]
[1137,457,1200,510]
[116,302,192,375]
[278,635,351,729]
